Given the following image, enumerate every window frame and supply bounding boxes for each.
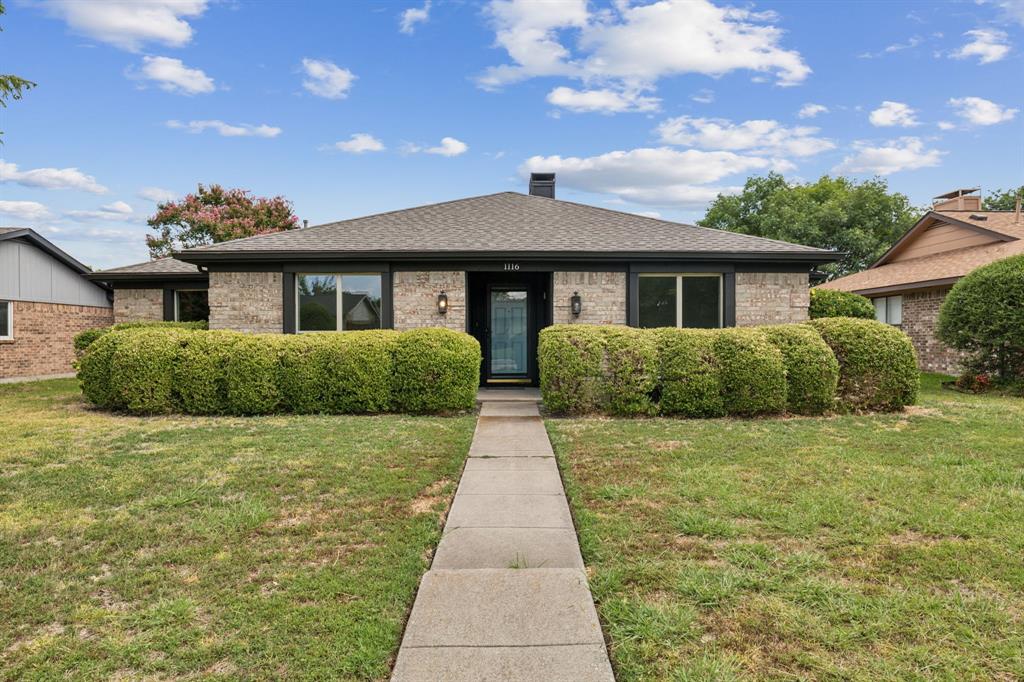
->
[295,272,383,333]
[873,295,903,326]
[0,300,12,340]
[173,289,208,323]
[638,273,724,329]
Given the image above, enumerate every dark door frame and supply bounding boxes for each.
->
[468,271,551,386]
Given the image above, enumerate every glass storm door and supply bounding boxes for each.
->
[489,289,528,377]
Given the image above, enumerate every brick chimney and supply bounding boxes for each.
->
[933,187,981,211]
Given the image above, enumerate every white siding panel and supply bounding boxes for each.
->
[0,240,110,307]
[18,243,53,301]
[0,242,19,299]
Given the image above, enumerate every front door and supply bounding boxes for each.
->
[489,288,529,381]
[468,271,551,386]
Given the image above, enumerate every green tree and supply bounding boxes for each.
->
[0,2,37,142]
[982,186,1023,211]
[700,173,922,278]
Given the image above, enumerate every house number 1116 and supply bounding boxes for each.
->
[504,263,520,271]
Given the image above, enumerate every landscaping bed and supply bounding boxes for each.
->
[548,374,1024,680]
[0,379,476,679]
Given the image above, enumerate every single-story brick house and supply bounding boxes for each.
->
[87,256,209,324]
[818,188,1024,374]
[91,175,839,385]
[0,227,113,381]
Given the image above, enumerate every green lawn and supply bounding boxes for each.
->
[0,379,475,680]
[548,374,1024,681]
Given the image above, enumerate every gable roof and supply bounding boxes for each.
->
[819,209,1023,295]
[0,226,95,276]
[87,256,206,282]
[175,192,838,263]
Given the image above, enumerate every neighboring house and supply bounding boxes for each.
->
[0,227,113,381]
[86,257,210,324]
[94,174,839,386]
[818,188,1024,374]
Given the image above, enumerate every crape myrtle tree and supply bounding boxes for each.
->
[146,184,299,259]
[700,173,921,279]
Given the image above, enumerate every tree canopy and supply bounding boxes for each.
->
[982,186,1023,211]
[699,174,922,278]
[146,184,299,259]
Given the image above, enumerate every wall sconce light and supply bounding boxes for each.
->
[570,291,582,317]
[437,290,449,315]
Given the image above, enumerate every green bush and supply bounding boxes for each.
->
[760,325,839,414]
[937,254,1024,383]
[109,328,190,414]
[392,328,480,413]
[602,327,658,416]
[808,317,918,411]
[225,335,285,415]
[538,326,606,414]
[713,328,787,416]
[77,330,130,410]
[654,328,724,417]
[74,320,206,354]
[175,331,244,414]
[809,288,874,320]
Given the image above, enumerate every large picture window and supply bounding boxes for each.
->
[0,300,12,340]
[873,295,902,325]
[175,290,209,323]
[638,274,722,329]
[297,274,382,332]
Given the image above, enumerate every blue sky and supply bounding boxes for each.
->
[1,0,1022,269]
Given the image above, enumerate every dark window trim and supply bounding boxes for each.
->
[162,289,175,322]
[629,267,738,328]
[288,272,390,334]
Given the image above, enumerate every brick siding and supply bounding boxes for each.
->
[895,287,965,375]
[552,271,626,324]
[0,301,113,380]
[735,272,809,326]
[208,271,283,333]
[113,288,164,323]
[392,271,466,331]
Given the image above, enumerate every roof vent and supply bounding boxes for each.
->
[969,214,987,221]
[529,173,555,199]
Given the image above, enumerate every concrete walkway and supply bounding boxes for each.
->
[391,398,614,681]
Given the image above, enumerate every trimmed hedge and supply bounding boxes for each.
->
[74,320,207,354]
[808,317,918,411]
[77,327,480,415]
[539,321,917,417]
[809,288,874,320]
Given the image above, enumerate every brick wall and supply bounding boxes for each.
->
[208,271,283,333]
[735,272,809,326]
[553,271,626,325]
[392,271,466,331]
[113,288,163,323]
[895,287,964,375]
[0,301,113,380]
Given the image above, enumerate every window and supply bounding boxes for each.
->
[0,301,11,340]
[175,290,209,323]
[297,274,382,332]
[873,295,903,325]
[638,274,722,329]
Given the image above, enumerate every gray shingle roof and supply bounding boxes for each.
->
[178,192,835,259]
[92,257,202,276]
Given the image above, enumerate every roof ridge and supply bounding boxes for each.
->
[872,239,1017,268]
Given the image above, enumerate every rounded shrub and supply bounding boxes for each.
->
[175,330,244,414]
[937,253,1024,382]
[809,288,874,320]
[225,334,285,415]
[74,320,207,355]
[538,325,606,414]
[109,328,191,414]
[602,326,658,416]
[654,328,724,418]
[712,328,787,417]
[808,317,918,411]
[760,325,839,414]
[393,328,480,413]
[77,329,130,410]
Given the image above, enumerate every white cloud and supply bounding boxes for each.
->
[0,160,108,193]
[546,86,659,113]
[137,187,176,203]
[691,88,715,104]
[948,96,1018,125]
[0,200,52,222]
[399,1,431,34]
[869,101,919,127]
[937,120,956,130]
[478,0,809,101]
[833,137,944,175]
[425,137,469,157]
[656,116,834,157]
[334,133,386,153]
[131,56,214,95]
[65,201,134,221]
[40,0,208,52]
[951,29,1011,64]
[166,120,282,138]
[798,103,828,119]
[520,147,775,207]
[858,35,923,59]
[301,58,356,99]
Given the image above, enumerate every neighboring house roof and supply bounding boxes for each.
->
[819,209,1023,296]
[0,226,97,277]
[87,256,206,282]
[175,192,839,263]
